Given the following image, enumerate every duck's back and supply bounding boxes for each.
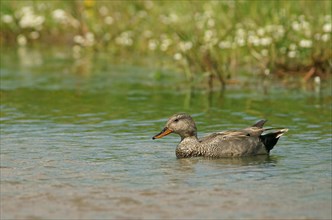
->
[198,128,267,157]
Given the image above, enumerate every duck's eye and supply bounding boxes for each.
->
[174,119,179,122]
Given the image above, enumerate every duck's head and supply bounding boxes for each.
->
[152,113,197,140]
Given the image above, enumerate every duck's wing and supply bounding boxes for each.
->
[199,130,237,143]
[199,119,267,142]
[198,128,266,157]
[199,126,264,142]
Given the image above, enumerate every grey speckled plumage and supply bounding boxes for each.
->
[152,113,288,158]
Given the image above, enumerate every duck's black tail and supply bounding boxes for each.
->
[260,129,288,152]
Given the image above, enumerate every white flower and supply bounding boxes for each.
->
[204,30,214,42]
[288,50,297,58]
[257,28,265,36]
[73,35,85,45]
[321,34,330,42]
[99,6,108,16]
[179,41,193,52]
[236,28,246,38]
[248,34,260,46]
[260,37,272,46]
[300,20,310,30]
[265,24,284,39]
[2,14,13,23]
[292,18,311,33]
[299,39,312,48]
[17,34,27,46]
[160,13,178,25]
[323,23,331,33]
[218,41,232,49]
[160,38,172,51]
[148,39,158,50]
[173,53,183,61]
[73,33,95,47]
[18,6,44,30]
[209,38,218,46]
[20,14,44,29]
[235,36,245,47]
[275,25,285,39]
[115,32,133,46]
[264,68,270,75]
[85,32,95,46]
[51,9,78,28]
[52,9,67,23]
[292,21,300,31]
[15,6,33,18]
[104,16,113,25]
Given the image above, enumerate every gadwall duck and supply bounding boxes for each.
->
[152,113,288,158]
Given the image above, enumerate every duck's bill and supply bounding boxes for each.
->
[152,127,173,139]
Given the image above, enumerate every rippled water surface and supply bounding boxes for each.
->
[1,47,331,219]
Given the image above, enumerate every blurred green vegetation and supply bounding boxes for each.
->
[0,0,331,88]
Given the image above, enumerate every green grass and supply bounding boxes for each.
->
[1,0,331,88]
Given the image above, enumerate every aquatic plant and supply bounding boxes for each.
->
[0,0,331,88]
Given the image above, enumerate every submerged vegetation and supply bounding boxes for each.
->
[0,0,331,88]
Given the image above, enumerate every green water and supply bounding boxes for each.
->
[1,47,331,219]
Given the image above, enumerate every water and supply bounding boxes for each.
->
[1,47,331,219]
